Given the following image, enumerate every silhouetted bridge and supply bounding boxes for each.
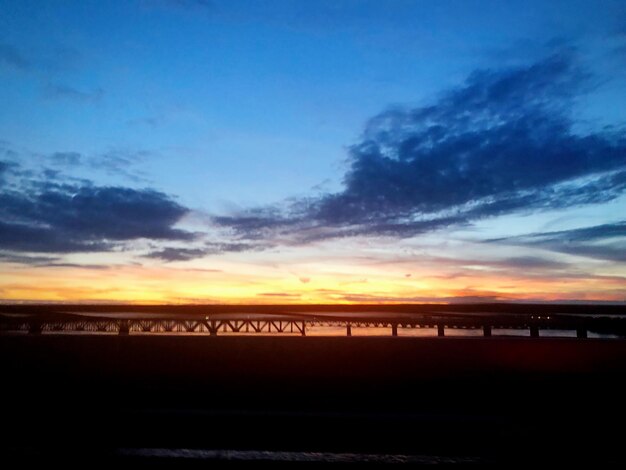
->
[2,311,626,338]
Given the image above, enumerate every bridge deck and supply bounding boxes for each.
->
[2,309,626,338]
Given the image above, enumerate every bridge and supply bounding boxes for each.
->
[2,309,626,338]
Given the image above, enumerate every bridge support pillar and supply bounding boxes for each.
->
[346,323,352,336]
[391,324,398,336]
[437,324,445,337]
[577,327,587,339]
[530,325,539,337]
[483,325,492,337]
[28,321,42,335]
[118,320,129,335]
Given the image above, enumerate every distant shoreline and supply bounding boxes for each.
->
[2,301,626,314]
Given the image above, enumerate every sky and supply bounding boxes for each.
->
[1,0,626,304]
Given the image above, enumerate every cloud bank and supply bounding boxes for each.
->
[0,162,194,253]
[3,52,625,265]
[215,52,626,243]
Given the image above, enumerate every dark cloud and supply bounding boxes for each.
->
[41,263,111,270]
[145,241,263,261]
[489,221,626,262]
[490,256,570,270]
[203,241,266,254]
[424,255,571,271]
[495,222,626,244]
[561,245,626,262]
[43,83,104,102]
[0,166,194,254]
[0,43,30,70]
[215,52,626,244]
[0,219,110,253]
[1,260,115,270]
[145,247,209,262]
[0,252,59,265]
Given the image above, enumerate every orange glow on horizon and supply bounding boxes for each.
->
[1,260,624,304]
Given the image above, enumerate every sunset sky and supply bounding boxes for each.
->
[1,0,626,303]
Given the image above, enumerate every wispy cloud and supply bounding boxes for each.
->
[488,221,626,262]
[0,41,103,104]
[43,148,150,183]
[92,149,150,182]
[50,151,82,166]
[0,42,82,72]
[0,43,30,70]
[1,43,100,104]
[43,83,104,103]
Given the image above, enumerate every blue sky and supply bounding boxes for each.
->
[1,0,626,303]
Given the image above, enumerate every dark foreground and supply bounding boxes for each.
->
[3,335,626,466]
